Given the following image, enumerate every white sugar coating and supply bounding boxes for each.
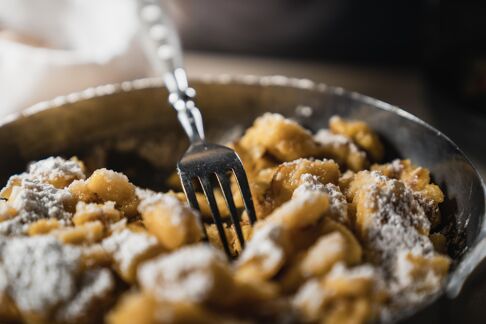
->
[138,243,226,302]
[314,129,350,146]
[292,279,326,319]
[361,172,433,275]
[102,229,159,275]
[76,200,116,213]
[260,112,311,129]
[292,173,326,195]
[138,192,201,228]
[137,192,172,212]
[0,216,21,234]
[380,160,441,222]
[56,268,114,322]
[294,174,348,224]
[327,262,379,281]
[1,235,81,313]
[9,179,72,220]
[272,158,304,183]
[28,156,85,184]
[391,250,445,305]
[314,129,365,155]
[279,157,322,168]
[0,201,14,219]
[276,158,333,188]
[135,187,157,201]
[389,159,405,176]
[312,170,445,316]
[291,170,446,320]
[108,218,127,233]
[394,251,422,288]
[237,222,286,273]
[0,178,73,235]
[278,157,335,173]
[322,183,349,224]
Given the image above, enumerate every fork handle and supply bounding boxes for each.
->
[138,0,205,143]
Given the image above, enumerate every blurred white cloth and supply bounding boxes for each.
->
[0,0,154,116]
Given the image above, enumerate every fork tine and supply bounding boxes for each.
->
[179,172,208,240]
[179,172,200,210]
[198,175,232,258]
[216,172,245,249]
[232,164,257,224]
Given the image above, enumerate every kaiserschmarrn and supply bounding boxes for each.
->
[0,114,450,324]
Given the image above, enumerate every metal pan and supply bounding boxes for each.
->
[0,75,484,323]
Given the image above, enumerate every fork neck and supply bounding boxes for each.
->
[169,85,205,144]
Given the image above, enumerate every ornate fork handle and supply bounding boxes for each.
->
[138,0,205,143]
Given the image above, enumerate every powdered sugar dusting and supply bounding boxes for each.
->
[109,218,127,233]
[353,171,449,314]
[294,174,348,224]
[135,187,157,201]
[293,279,326,320]
[327,262,379,281]
[77,200,116,214]
[0,178,73,235]
[389,159,405,177]
[0,235,80,313]
[28,157,85,184]
[262,112,312,131]
[0,118,452,323]
[102,229,159,275]
[55,268,114,322]
[138,192,200,227]
[293,262,384,321]
[138,244,226,302]
[314,129,364,155]
[314,129,350,146]
[293,174,326,196]
[237,222,286,273]
[363,172,433,273]
[395,251,440,291]
[322,183,349,225]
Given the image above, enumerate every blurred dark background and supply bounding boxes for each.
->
[173,0,485,106]
[175,0,424,63]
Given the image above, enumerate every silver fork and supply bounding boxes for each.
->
[138,0,257,257]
